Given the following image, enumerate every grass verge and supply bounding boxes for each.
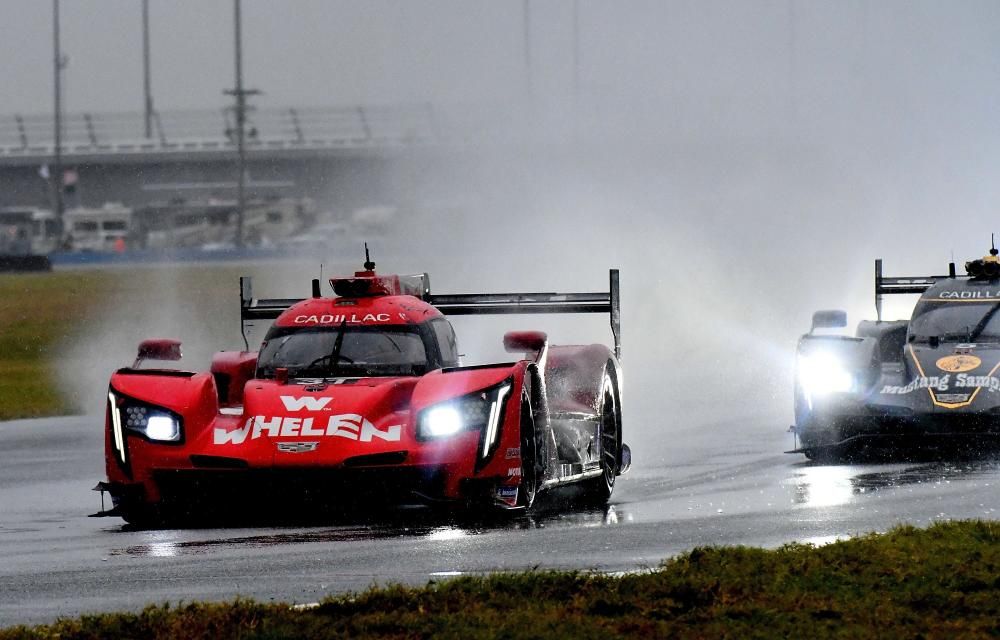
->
[3,520,1000,639]
[0,272,107,418]
[0,266,243,420]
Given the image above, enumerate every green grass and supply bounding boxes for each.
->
[0,265,244,419]
[0,260,382,419]
[0,272,107,418]
[4,520,1000,638]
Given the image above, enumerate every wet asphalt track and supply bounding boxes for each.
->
[4,416,1000,626]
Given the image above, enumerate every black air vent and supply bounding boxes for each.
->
[342,451,408,468]
[190,455,249,469]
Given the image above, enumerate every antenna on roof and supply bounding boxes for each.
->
[992,233,998,257]
[364,242,376,271]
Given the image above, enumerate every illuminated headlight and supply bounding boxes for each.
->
[109,392,182,443]
[798,351,854,397]
[417,382,512,459]
[421,406,464,437]
[143,415,181,441]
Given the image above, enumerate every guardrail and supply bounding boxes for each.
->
[0,104,437,161]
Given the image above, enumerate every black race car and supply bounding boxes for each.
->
[792,248,1000,460]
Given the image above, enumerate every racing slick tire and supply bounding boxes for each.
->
[583,369,621,504]
[117,503,164,529]
[517,391,539,510]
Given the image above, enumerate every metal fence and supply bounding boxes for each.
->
[0,104,437,161]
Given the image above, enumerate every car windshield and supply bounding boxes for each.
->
[257,325,428,378]
[909,301,1000,343]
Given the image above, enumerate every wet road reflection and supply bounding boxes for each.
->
[13,418,1000,626]
[790,460,1000,508]
[111,503,633,558]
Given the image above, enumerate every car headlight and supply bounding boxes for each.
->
[109,391,183,443]
[798,351,854,397]
[417,381,512,459]
[421,405,465,437]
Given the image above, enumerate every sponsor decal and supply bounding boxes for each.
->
[507,467,522,477]
[955,374,1000,392]
[280,395,331,411]
[936,393,970,403]
[296,378,358,386]
[496,485,518,507]
[277,441,319,453]
[881,373,1000,395]
[214,414,401,445]
[505,447,520,459]
[937,291,1000,300]
[880,375,951,395]
[293,313,391,325]
[497,486,518,499]
[936,354,982,373]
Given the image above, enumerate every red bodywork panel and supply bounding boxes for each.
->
[106,361,527,505]
[101,268,621,516]
[273,295,441,329]
[545,344,620,416]
[210,351,257,407]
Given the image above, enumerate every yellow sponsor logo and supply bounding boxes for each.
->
[935,354,982,373]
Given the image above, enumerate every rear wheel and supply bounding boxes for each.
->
[585,372,620,503]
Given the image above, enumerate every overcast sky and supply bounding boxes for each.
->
[19,1,1000,425]
[1,0,998,122]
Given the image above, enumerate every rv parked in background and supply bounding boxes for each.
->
[135,197,316,249]
[64,203,133,252]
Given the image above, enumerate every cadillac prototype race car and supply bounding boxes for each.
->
[94,257,629,525]
[792,247,1000,460]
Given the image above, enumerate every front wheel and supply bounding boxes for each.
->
[117,502,164,529]
[517,392,540,509]
[797,414,843,463]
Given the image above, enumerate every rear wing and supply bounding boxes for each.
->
[874,258,955,321]
[240,269,622,359]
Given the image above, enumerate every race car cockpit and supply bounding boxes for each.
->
[908,299,1000,345]
[256,321,458,379]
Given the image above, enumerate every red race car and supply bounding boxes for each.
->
[94,257,629,526]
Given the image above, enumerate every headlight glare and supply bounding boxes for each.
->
[422,406,463,437]
[417,381,512,446]
[145,415,181,441]
[798,351,854,397]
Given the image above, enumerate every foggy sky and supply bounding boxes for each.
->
[18,1,1000,439]
[1,1,998,124]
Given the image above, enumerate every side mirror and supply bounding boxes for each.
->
[134,339,182,368]
[811,310,847,332]
[503,330,547,354]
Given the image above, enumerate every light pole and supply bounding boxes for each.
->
[572,0,580,102]
[52,0,64,225]
[523,0,532,99]
[225,0,259,249]
[142,0,154,139]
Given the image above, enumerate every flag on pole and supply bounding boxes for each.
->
[63,168,78,194]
